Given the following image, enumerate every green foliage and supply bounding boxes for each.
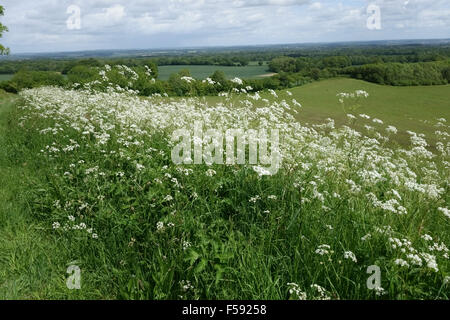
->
[3,82,448,300]
[1,44,450,96]
[1,78,449,299]
[269,56,297,73]
[0,70,66,92]
[211,70,227,85]
[345,61,450,86]
[0,5,9,55]
[67,65,100,84]
[442,67,450,82]
[156,64,268,81]
[63,58,103,74]
[322,56,352,68]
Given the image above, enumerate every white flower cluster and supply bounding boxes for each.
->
[17,83,449,290]
[287,283,307,300]
[230,77,243,85]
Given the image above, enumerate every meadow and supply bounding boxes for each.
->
[247,78,450,147]
[0,71,449,300]
[175,77,450,147]
[157,64,271,80]
[0,74,13,82]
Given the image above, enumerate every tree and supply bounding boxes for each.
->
[442,67,450,83]
[309,68,320,81]
[0,5,9,55]
[211,70,226,84]
[67,65,99,84]
[210,70,230,90]
[268,57,296,73]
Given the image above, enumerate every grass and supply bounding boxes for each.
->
[0,91,61,299]
[157,65,270,80]
[287,78,450,146]
[0,74,13,82]
[198,78,450,147]
[0,77,449,300]
[0,90,117,299]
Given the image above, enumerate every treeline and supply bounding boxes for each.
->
[268,55,450,86]
[0,55,253,75]
[2,60,448,96]
[153,56,252,67]
[0,70,66,93]
[0,64,309,96]
[1,44,450,95]
[344,61,450,86]
[268,52,450,73]
[2,43,450,75]
[0,57,159,75]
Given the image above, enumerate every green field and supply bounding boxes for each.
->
[157,65,271,80]
[288,78,450,146]
[0,74,13,82]
[0,65,272,83]
[201,78,450,147]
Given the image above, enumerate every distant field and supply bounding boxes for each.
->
[0,66,270,83]
[0,74,13,82]
[157,65,270,80]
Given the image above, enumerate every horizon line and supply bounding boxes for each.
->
[4,37,450,57]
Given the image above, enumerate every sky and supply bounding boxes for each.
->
[1,0,449,53]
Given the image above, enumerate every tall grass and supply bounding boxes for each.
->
[1,84,449,300]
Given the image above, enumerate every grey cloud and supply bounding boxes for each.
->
[0,0,448,53]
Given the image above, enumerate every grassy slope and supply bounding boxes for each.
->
[288,78,450,146]
[0,78,448,299]
[0,92,75,299]
[0,91,120,299]
[200,78,450,146]
[0,91,54,298]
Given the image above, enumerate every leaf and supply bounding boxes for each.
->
[195,258,208,273]
[184,249,200,266]
[214,264,225,285]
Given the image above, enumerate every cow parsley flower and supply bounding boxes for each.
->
[315,244,332,256]
[438,207,450,219]
[230,77,243,85]
[287,283,307,300]
[386,126,398,134]
[394,258,409,268]
[343,251,357,263]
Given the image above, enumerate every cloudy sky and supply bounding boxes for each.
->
[1,0,449,53]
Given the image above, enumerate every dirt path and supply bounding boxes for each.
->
[258,72,278,78]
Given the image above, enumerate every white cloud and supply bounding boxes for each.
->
[0,0,448,53]
[84,4,126,29]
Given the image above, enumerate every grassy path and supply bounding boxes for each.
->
[0,92,68,299]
